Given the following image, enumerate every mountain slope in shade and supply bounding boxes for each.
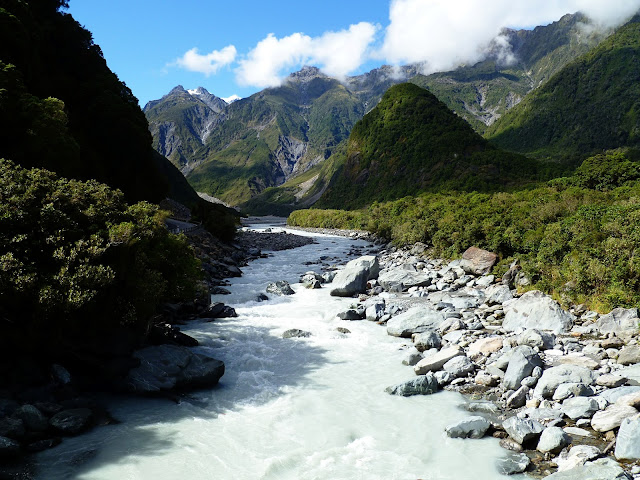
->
[486,15,640,160]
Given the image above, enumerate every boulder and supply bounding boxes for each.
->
[561,397,599,420]
[330,256,379,297]
[533,365,596,399]
[14,404,48,432]
[126,345,225,393]
[617,345,640,366]
[503,346,543,390]
[614,414,640,460]
[283,329,311,338]
[545,458,631,479]
[378,269,431,291]
[49,408,92,434]
[598,386,640,404]
[596,374,627,388]
[556,445,602,472]
[412,331,442,352]
[495,452,530,475]
[444,416,491,439]
[506,386,529,409]
[386,307,444,338]
[484,284,513,305]
[337,309,365,321]
[443,356,475,378]
[553,383,594,402]
[459,247,497,275]
[468,336,503,357]
[266,281,295,296]
[199,302,238,318]
[503,416,544,445]
[365,301,385,321]
[517,329,555,350]
[537,426,571,453]
[385,373,438,397]
[591,404,638,432]
[596,308,639,337]
[502,290,575,333]
[414,346,464,375]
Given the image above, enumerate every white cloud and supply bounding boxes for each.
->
[380,0,640,74]
[235,22,378,88]
[173,45,237,76]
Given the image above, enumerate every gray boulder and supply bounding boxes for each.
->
[444,416,491,439]
[617,345,640,366]
[385,373,438,396]
[365,301,385,321]
[503,290,575,333]
[562,397,599,420]
[596,308,639,337]
[386,307,444,338]
[126,345,225,393]
[503,346,543,390]
[534,365,596,399]
[337,309,365,320]
[503,416,544,445]
[412,331,442,351]
[545,459,631,479]
[598,386,640,404]
[496,452,530,475]
[266,281,295,296]
[553,383,594,402]
[414,346,464,375]
[459,246,497,275]
[537,426,571,453]
[485,284,513,305]
[14,404,48,432]
[517,329,555,350]
[49,408,92,434]
[378,269,431,291]
[330,256,379,297]
[443,356,475,378]
[591,405,638,432]
[615,414,640,460]
[283,329,312,338]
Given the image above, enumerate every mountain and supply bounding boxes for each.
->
[485,15,640,161]
[145,13,611,208]
[314,83,552,209]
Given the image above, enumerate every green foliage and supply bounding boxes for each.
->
[0,159,202,352]
[290,150,640,311]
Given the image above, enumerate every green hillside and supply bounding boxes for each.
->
[486,16,640,160]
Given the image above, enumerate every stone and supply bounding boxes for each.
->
[412,331,442,352]
[503,346,543,390]
[459,246,497,275]
[14,404,48,432]
[617,345,640,366]
[522,407,564,424]
[336,327,351,334]
[282,329,311,338]
[598,386,640,404]
[266,281,295,296]
[506,386,529,409]
[591,404,638,432]
[414,346,464,375]
[444,416,491,439]
[553,383,594,402]
[563,426,593,438]
[517,329,555,350]
[502,290,575,333]
[596,307,639,337]
[468,336,503,356]
[499,438,524,452]
[537,426,571,453]
[0,436,20,459]
[484,284,513,305]
[619,364,640,386]
[402,350,423,366]
[545,459,631,479]
[443,356,475,378]
[385,373,439,396]
[614,414,640,460]
[534,365,597,399]
[555,445,601,471]
[49,408,92,434]
[337,309,365,320]
[330,256,379,296]
[51,364,72,385]
[596,374,627,388]
[386,307,444,338]
[495,452,530,475]
[616,391,640,409]
[503,416,544,445]
[475,371,499,387]
[434,370,455,386]
[438,317,467,334]
[365,301,385,321]
[126,345,225,393]
[562,397,599,420]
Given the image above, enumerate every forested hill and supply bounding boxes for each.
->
[486,14,640,161]
[0,0,197,204]
[316,84,554,209]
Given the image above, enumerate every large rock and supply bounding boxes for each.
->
[503,416,544,445]
[330,256,379,297]
[596,308,639,337]
[414,346,464,375]
[534,365,596,399]
[598,386,640,404]
[537,426,571,453]
[49,408,92,434]
[412,331,442,351]
[444,416,491,439]
[378,269,431,291]
[126,345,225,393]
[562,397,599,420]
[545,459,631,479]
[503,345,543,390]
[459,246,497,275]
[443,356,475,378]
[385,373,438,396]
[266,281,295,296]
[617,345,640,366]
[615,414,640,460]
[484,283,513,305]
[495,452,530,475]
[502,290,575,333]
[468,336,503,357]
[386,307,444,338]
[555,445,601,472]
[591,404,638,432]
[14,404,48,432]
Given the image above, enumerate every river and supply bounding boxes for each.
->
[34,225,515,480]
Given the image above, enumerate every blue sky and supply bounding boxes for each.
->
[68,0,640,107]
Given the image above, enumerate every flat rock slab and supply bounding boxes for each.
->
[414,346,464,375]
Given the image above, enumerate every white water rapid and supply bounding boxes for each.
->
[34,225,518,480]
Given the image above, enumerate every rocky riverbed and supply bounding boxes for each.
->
[318,241,640,479]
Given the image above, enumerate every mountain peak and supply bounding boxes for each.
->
[187,86,211,97]
[287,66,326,83]
[169,85,187,95]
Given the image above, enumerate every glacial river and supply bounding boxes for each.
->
[35,225,514,480]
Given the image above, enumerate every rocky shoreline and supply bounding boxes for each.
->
[320,241,640,479]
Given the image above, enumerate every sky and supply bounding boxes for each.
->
[67,0,640,108]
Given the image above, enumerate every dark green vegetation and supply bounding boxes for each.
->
[316,83,561,209]
[290,150,640,311]
[487,15,640,160]
[0,160,201,383]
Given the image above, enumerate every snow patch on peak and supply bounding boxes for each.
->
[222,94,241,104]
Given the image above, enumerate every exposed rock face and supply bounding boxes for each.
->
[503,290,575,333]
[126,345,225,393]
